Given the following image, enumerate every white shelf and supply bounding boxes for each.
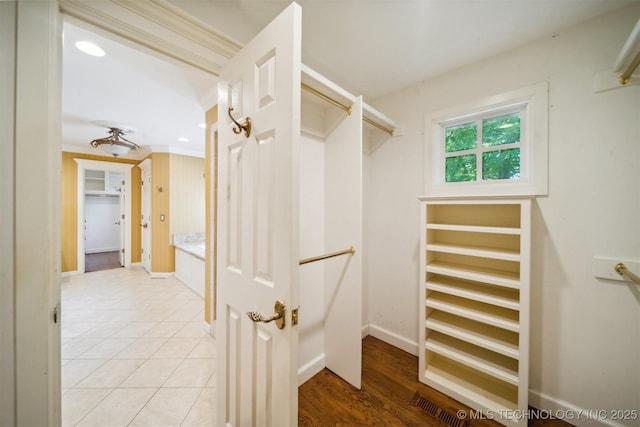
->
[426,223,520,235]
[426,261,520,289]
[427,242,520,262]
[425,332,519,385]
[426,292,519,332]
[426,277,520,310]
[424,355,519,414]
[426,311,519,359]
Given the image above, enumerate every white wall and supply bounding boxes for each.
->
[367,5,640,424]
[84,195,120,253]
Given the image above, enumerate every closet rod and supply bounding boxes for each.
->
[302,83,352,115]
[299,246,355,265]
[301,83,394,136]
[618,51,640,85]
[363,116,394,136]
[615,262,640,285]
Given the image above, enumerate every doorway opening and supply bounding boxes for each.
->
[74,159,134,274]
[84,169,124,272]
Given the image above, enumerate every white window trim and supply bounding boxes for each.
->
[425,82,548,197]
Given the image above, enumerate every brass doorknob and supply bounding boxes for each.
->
[247,300,286,329]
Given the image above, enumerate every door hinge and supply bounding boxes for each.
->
[141,248,144,254]
[141,180,144,185]
[292,307,299,326]
[122,214,125,219]
[121,248,125,254]
[122,180,125,186]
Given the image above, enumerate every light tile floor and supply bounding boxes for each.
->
[61,267,216,426]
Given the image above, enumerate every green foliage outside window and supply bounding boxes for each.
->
[444,112,521,183]
[483,148,520,179]
[446,122,476,152]
[483,113,521,147]
[446,155,476,182]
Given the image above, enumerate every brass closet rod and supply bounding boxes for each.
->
[618,51,640,85]
[301,83,394,136]
[299,246,356,265]
[615,262,640,285]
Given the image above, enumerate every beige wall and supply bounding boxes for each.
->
[59,151,204,275]
[205,105,218,324]
[61,152,141,272]
[150,153,173,273]
[170,154,205,235]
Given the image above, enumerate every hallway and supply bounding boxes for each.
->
[61,267,216,426]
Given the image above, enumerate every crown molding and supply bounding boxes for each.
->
[59,0,242,76]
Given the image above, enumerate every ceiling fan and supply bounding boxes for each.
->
[90,121,140,157]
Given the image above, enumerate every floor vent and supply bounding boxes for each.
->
[412,392,468,427]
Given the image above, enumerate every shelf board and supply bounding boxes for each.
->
[426,333,518,386]
[426,311,519,359]
[424,355,519,415]
[426,223,520,235]
[426,261,520,289]
[426,292,519,332]
[427,243,520,262]
[426,278,519,310]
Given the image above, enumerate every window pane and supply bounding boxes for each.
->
[482,112,520,147]
[446,154,476,182]
[445,122,477,152]
[482,148,520,180]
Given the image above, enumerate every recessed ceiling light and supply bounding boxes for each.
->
[75,41,105,57]
[198,123,207,129]
[178,137,189,142]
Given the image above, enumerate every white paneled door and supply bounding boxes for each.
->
[216,3,301,426]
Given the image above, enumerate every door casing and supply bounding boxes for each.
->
[74,159,134,274]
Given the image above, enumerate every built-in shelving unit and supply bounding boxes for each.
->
[418,197,531,426]
[85,169,122,195]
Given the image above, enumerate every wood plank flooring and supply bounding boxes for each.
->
[299,336,571,427]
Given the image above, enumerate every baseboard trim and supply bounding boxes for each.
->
[149,272,174,279]
[61,270,81,278]
[298,353,325,386]
[367,324,419,356]
[529,389,625,427]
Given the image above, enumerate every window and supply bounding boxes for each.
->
[444,108,523,183]
[425,82,548,196]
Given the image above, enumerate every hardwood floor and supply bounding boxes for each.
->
[299,336,571,427]
[85,251,122,272]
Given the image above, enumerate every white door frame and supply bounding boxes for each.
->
[74,159,134,274]
[138,158,152,273]
[5,0,235,423]
[4,1,63,425]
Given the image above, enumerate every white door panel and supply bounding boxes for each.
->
[217,4,301,426]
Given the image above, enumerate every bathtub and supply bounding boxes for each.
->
[174,233,205,297]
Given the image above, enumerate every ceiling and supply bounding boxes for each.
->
[62,0,638,158]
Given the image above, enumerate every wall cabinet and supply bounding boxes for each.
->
[418,197,531,426]
[85,169,122,194]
